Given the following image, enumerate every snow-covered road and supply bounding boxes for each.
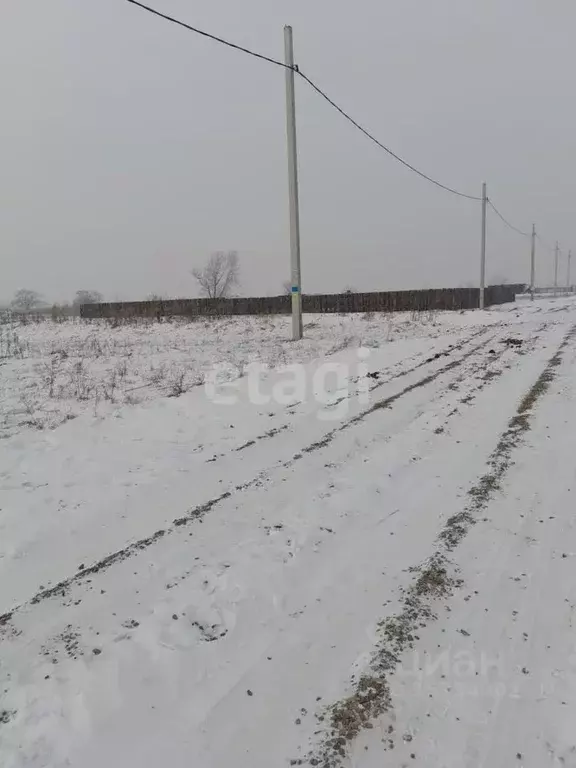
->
[1,299,576,767]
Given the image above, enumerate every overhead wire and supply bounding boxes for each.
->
[486,199,531,238]
[125,0,570,254]
[125,0,289,69]
[488,201,569,282]
[536,233,556,253]
[296,71,481,201]
[125,0,482,202]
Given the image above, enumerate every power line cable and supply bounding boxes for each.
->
[125,0,482,202]
[125,0,289,70]
[487,198,531,238]
[536,233,556,253]
[125,0,570,248]
[296,71,481,201]
[487,200,570,261]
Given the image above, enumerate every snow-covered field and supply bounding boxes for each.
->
[1,298,576,767]
[1,310,467,439]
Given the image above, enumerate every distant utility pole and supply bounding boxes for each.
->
[554,242,559,298]
[479,182,487,309]
[530,223,536,300]
[568,250,572,290]
[284,25,303,341]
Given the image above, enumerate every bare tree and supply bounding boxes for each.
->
[343,286,357,294]
[192,251,239,299]
[282,280,292,295]
[11,289,43,311]
[73,290,103,307]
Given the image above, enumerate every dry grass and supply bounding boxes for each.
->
[0,311,455,439]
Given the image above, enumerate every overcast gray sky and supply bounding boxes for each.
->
[1,0,575,304]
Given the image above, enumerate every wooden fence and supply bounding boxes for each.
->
[80,284,526,320]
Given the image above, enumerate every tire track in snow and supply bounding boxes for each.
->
[289,329,496,460]
[214,329,488,461]
[301,324,576,768]
[0,328,501,632]
[318,330,488,417]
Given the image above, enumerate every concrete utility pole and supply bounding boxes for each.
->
[567,250,572,290]
[479,182,487,309]
[284,25,303,341]
[530,224,536,300]
[554,242,559,298]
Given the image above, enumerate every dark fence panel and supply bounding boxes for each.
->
[484,284,525,306]
[81,284,526,320]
